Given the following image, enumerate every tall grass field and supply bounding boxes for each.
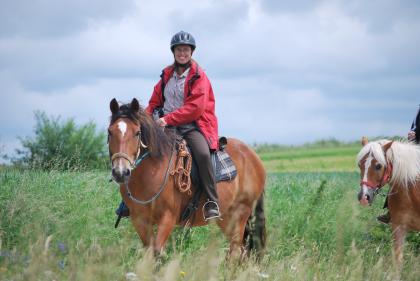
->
[2,141,420,280]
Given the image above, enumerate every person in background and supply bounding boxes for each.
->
[408,105,420,144]
[377,104,420,224]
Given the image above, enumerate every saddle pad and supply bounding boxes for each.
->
[212,150,237,182]
[189,150,237,184]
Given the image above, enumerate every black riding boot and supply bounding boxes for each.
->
[377,196,390,224]
[115,201,130,217]
[114,201,130,228]
[202,168,220,220]
[183,130,221,220]
[377,212,391,224]
[198,156,220,220]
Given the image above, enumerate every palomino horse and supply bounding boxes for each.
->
[107,98,266,260]
[357,137,420,266]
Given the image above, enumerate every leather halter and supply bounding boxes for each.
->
[109,129,147,170]
[111,152,136,168]
[360,161,393,190]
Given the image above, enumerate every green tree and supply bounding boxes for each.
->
[16,111,108,170]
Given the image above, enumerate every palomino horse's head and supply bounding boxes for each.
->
[356,137,393,206]
[108,98,147,183]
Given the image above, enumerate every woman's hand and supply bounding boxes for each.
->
[408,130,416,141]
[158,117,167,127]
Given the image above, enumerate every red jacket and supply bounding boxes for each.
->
[145,60,219,150]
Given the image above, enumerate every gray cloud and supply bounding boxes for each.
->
[0,0,136,38]
[340,0,420,33]
[2,0,420,91]
[1,0,419,158]
[259,0,319,14]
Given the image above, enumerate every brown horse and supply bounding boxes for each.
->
[107,98,266,260]
[357,137,420,267]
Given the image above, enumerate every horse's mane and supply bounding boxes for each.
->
[357,139,420,187]
[356,140,389,168]
[110,102,174,158]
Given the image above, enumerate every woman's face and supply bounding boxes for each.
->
[174,45,192,65]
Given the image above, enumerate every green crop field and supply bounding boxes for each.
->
[1,142,420,280]
[258,144,360,172]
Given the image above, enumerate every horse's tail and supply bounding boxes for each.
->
[244,192,266,260]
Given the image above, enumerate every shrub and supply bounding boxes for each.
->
[15,111,107,170]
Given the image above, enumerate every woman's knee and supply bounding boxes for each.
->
[193,148,211,162]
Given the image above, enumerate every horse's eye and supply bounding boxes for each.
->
[108,129,112,136]
[375,163,382,170]
[135,131,141,137]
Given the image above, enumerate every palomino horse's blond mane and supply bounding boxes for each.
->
[357,139,420,188]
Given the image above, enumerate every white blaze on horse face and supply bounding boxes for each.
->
[362,153,374,193]
[115,121,131,172]
[117,159,126,175]
[118,121,127,137]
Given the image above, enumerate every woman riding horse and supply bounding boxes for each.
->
[116,31,221,220]
[109,32,266,259]
[108,98,266,259]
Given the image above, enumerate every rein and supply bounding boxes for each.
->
[125,145,175,205]
[360,161,393,190]
[125,142,174,205]
[109,120,176,205]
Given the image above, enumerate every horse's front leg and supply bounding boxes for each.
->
[154,211,177,257]
[391,224,406,270]
[131,216,153,249]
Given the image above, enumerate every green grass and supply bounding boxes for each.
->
[260,145,360,172]
[1,142,420,280]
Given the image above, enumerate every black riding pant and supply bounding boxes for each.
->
[182,130,218,203]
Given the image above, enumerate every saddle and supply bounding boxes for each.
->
[171,136,237,223]
[171,137,237,195]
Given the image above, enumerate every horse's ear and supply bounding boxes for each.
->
[361,136,368,146]
[382,141,394,153]
[110,98,119,114]
[131,98,140,112]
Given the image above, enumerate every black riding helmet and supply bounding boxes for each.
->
[170,31,196,52]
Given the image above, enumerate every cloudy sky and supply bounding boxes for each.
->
[1,0,419,157]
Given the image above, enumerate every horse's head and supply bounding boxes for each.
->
[356,137,393,206]
[108,98,147,183]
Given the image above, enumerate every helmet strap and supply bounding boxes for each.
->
[174,60,191,70]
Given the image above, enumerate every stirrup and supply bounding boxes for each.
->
[377,212,391,225]
[203,200,221,221]
[115,201,130,217]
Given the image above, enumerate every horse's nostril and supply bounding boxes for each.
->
[366,195,370,202]
[125,169,131,176]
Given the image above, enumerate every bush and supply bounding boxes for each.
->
[0,140,5,159]
[15,111,108,170]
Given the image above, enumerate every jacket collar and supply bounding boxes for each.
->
[161,60,200,84]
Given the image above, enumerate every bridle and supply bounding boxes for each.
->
[108,127,148,170]
[124,146,175,205]
[360,160,393,191]
[108,122,175,205]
